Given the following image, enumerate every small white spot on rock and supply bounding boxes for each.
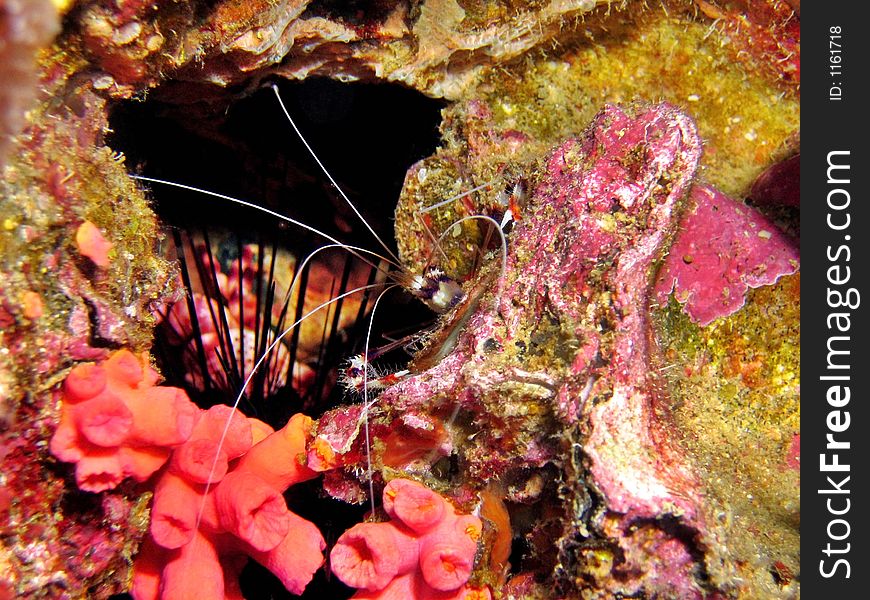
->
[92,74,115,90]
[112,21,142,46]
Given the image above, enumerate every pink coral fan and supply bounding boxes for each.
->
[331,478,489,599]
[49,349,198,492]
[132,410,326,599]
[654,184,799,326]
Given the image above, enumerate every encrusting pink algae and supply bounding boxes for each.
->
[654,184,799,326]
[0,1,798,598]
[327,102,709,597]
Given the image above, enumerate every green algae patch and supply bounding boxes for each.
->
[5,91,173,347]
[654,273,800,598]
[473,0,798,195]
[494,1,800,196]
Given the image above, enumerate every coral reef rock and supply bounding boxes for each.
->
[0,0,798,598]
[654,184,799,326]
[320,101,798,598]
[66,0,611,100]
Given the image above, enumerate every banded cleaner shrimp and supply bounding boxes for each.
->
[116,82,424,402]
[114,79,511,593]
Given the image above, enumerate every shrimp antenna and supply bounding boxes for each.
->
[418,179,497,215]
[129,175,402,277]
[360,283,401,514]
[435,214,508,289]
[193,277,386,534]
[270,84,401,266]
[413,177,498,265]
[191,239,393,527]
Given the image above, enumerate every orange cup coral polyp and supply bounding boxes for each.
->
[331,478,490,599]
[49,349,198,492]
[132,410,327,600]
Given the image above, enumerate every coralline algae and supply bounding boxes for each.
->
[654,184,799,326]
[317,102,715,597]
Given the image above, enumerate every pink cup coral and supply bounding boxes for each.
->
[132,409,326,599]
[49,349,198,492]
[331,478,490,599]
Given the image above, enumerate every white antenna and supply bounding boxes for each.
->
[193,276,387,534]
[434,214,508,290]
[270,84,401,266]
[359,283,401,515]
[130,175,401,275]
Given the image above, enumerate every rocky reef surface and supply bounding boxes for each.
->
[0,0,798,598]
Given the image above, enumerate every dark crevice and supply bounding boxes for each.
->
[302,0,402,33]
[106,78,445,600]
[623,514,712,591]
[108,77,444,410]
[110,78,445,251]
